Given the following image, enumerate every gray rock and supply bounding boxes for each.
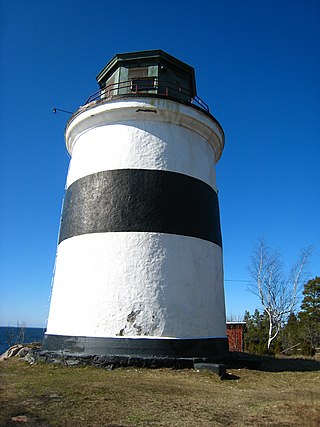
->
[11,415,31,423]
[194,362,226,377]
[0,344,23,361]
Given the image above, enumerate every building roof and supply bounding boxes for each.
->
[226,321,246,325]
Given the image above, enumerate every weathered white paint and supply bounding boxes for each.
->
[46,232,226,338]
[66,98,224,159]
[66,121,217,190]
[65,98,223,190]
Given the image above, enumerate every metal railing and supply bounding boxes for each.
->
[83,78,210,113]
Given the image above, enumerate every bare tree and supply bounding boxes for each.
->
[248,239,311,350]
[6,321,26,348]
[226,313,245,322]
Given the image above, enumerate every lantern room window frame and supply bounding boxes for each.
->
[131,76,156,93]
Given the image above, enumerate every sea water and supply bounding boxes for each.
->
[0,326,45,354]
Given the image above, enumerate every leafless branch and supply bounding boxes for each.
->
[248,239,312,349]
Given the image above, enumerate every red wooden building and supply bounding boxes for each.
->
[226,322,246,352]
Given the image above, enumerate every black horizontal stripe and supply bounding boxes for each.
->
[59,169,222,246]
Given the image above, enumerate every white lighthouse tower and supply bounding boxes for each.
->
[43,50,228,366]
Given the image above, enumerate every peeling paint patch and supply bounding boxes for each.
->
[127,309,141,323]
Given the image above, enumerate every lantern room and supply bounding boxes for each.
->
[95,49,197,105]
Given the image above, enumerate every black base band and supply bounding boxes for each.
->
[41,334,229,364]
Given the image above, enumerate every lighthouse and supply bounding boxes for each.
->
[42,50,228,366]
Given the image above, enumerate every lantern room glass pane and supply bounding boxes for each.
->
[131,77,156,92]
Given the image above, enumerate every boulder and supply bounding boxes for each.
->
[0,343,40,361]
[0,344,23,361]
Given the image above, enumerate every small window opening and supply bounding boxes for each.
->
[131,77,156,92]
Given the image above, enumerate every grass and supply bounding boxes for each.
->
[0,357,319,426]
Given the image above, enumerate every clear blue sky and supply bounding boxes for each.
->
[0,0,319,327]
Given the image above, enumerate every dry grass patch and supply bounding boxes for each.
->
[0,358,319,426]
